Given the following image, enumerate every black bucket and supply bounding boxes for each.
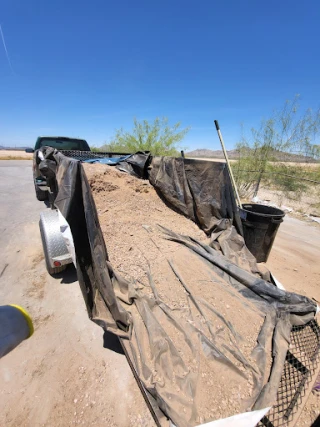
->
[240,204,285,263]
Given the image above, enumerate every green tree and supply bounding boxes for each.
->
[234,95,320,197]
[101,117,190,156]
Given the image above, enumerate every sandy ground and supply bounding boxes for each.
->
[268,216,320,305]
[0,160,319,426]
[187,157,228,162]
[257,185,320,218]
[0,150,33,159]
[0,227,154,427]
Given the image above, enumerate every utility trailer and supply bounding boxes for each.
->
[37,148,320,427]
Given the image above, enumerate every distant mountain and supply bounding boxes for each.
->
[185,148,319,163]
[186,148,239,159]
[0,146,28,151]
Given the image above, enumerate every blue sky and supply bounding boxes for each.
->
[1,0,319,150]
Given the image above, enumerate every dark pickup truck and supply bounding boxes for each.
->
[26,136,90,200]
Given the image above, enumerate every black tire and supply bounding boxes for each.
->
[39,221,67,275]
[35,184,48,201]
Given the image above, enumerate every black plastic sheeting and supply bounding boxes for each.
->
[149,157,243,236]
[38,147,318,426]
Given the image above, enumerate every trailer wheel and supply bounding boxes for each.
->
[39,219,67,275]
[35,184,48,201]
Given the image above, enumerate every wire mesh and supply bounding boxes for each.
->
[60,150,131,162]
[258,319,320,427]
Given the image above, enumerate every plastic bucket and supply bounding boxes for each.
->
[240,204,285,263]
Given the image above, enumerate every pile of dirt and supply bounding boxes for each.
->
[84,163,206,285]
[83,163,267,423]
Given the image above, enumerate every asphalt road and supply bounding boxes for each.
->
[0,160,43,255]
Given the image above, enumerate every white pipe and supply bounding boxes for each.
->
[214,120,242,209]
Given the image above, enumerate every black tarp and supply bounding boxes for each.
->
[149,157,243,236]
[39,148,318,426]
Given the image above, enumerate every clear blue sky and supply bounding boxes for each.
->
[1,0,319,150]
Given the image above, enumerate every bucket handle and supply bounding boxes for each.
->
[271,217,284,224]
[242,220,254,228]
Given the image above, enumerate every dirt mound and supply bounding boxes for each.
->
[88,176,119,193]
[83,163,267,424]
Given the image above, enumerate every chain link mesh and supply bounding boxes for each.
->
[258,319,320,427]
[60,150,130,162]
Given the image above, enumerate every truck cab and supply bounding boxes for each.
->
[26,136,90,200]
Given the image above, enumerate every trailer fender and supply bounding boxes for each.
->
[39,209,73,275]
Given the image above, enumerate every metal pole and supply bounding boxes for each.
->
[214,120,242,209]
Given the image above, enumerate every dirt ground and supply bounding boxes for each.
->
[0,222,155,427]
[258,185,320,219]
[267,216,320,304]
[1,161,319,426]
[0,150,33,160]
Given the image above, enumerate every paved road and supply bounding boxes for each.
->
[0,161,43,254]
[0,160,153,427]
